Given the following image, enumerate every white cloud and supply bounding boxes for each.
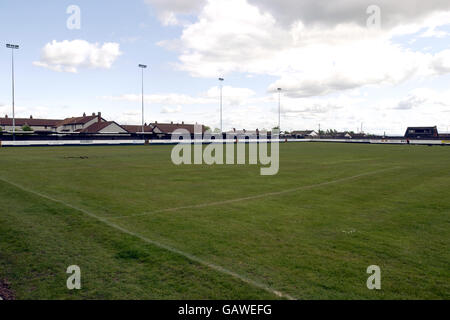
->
[157,0,450,97]
[393,88,450,110]
[145,0,206,14]
[119,36,141,44]
[101,86,256,106]
[145,0,206,26]
[162,105,182,113]
[102,93,211,105]
[248,0,450,28]
[33,40,121,73]
[159,11,180,26]
[395,95,428,110]
[206,86,255,105]
[431,49,450,74]
[147,0,450,28]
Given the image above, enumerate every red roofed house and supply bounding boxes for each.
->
[151,121,205,137]
[56,112,105,133]
[121,124,154,135]
[1,112,127,134]
[79,121,128,134]
[0,115,61,132]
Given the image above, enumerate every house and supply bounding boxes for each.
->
[0,112,128,135]
[79,121,128,134]
[0,115,61,132]
[330,131,354,139]
[56,112,105,133]
[151,121,206,137]
[404,126,438,139]
[291,130,318,138]
[121,124,154,135]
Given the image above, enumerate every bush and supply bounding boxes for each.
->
[22,124,33,131]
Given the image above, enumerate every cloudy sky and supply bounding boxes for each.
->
[1,0,450,134]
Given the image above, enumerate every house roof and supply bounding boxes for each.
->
[291,130,315,135]
[152,123,204,134]
[57,115,100,126]
[79,121,126,133]
[0,117,61,127]
[122,125,154,133]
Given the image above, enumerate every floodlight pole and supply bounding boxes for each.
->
[138,64,147,137]
[219,78,224,134]
[6,44,19,141]
[277,88,282,133]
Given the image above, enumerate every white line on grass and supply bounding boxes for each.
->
[0,176,295,300]
[110,167,400,220]
[321,158,380,165]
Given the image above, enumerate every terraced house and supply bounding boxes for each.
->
[0,112,128,134]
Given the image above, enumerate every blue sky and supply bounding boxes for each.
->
[1,0,450,134]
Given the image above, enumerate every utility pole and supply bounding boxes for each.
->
[6,44,19,141]
[219,78,224,134]
[138,64,147,137]
[277,88,282,133]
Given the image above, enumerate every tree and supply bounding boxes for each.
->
[22,124,33,131]
[203,125,211,132]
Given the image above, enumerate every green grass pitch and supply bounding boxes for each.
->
[0,143,448,299]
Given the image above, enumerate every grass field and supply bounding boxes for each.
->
[0,142,449,300]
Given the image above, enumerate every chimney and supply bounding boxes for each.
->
[92,112,95,116]
[182,121,184,124]
[83,112,86,117]
[171,121,173,124]
[155,121,157,124]
[5,115,8,118]
[98,112,102,123]
[30,115,33,119]
[144,122,147,126]
[233,128,236,132]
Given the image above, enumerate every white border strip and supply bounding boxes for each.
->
[1,138,449,147]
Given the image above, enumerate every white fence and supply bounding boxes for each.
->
[1,138,450,147]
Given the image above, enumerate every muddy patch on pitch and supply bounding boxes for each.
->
[0,279,15,300]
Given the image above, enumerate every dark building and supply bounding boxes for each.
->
[404,126,438,139]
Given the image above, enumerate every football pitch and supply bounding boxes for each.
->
[0,142,448,300]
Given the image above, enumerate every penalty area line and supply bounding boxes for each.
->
[0,176,295,300]
[110,166,401,220]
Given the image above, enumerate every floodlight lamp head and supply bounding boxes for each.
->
[138,64,147,68]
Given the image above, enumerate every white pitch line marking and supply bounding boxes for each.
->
[110,167,400,220]
[321,158,380,165]
[0,177,295,300]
